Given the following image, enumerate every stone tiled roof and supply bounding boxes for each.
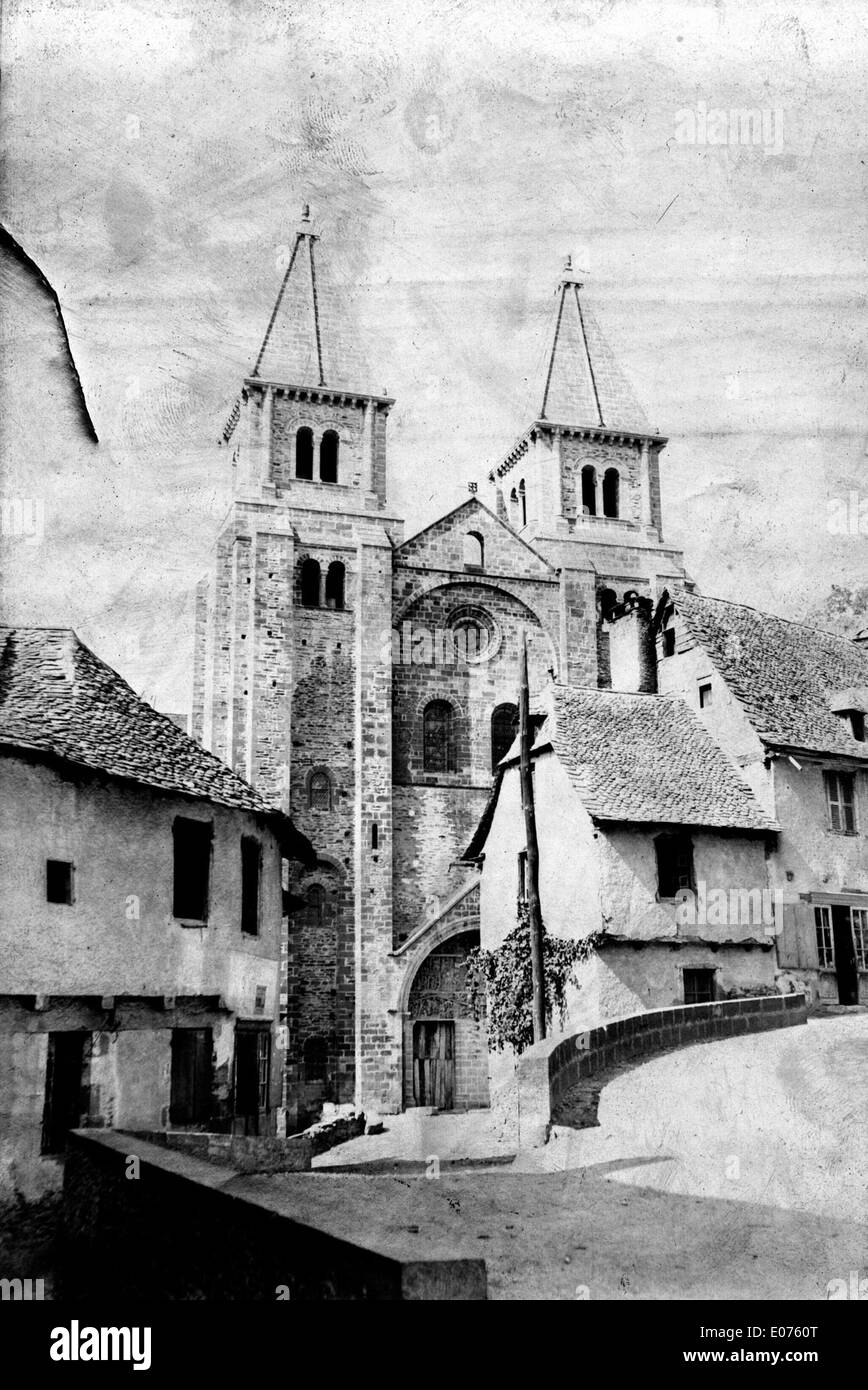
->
[0,627,278,814]
[540,277,650,434]
[675,591,868,760]
[463,686,776,859]
[251,217,373,393]
[551,688,777,829]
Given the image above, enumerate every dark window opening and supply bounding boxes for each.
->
[491,702,518,771]
[325,561,345,610]
[173,817,212,922]
[837,709,866,742]
[320,430,339,483]
[295,426,314,479]
[825,771,856,834]
[170,1028,213,1126]
[423,700,456,773]
[598,587,617,623]
[41,1031,88,1154]
[303,1035,328,1083]
[464,531,484,568]
[304,884,326,927]
[581,465,597,516]
[371,823,379,850]
[698,681,713,709]
[46,859,74,905]
[309,770,332,811]
[655,832,695,899]
[518,479,527,527]
[241,836,261,936]
[602,467,620,518]
[300,558,321,608]
[517,849,528,905]
[683,968,716,1005]
[662,626,676,658]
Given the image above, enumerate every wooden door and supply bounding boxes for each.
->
[41,1031,88,1154]
[413,1021,455,1110]
[832,907,859,1005]
[170,1027,213,1126]
[233,1026,271,1135]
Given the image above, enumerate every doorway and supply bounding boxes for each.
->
[831,906,859,1005]
[413,1020,455,1110]
[233,1025,271,1135]
[41,1031,89,1154]
[169,1027,213,1126]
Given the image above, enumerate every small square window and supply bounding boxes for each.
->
[698,681,713,709]
[46,860,74,905]
[683,968,715,1004]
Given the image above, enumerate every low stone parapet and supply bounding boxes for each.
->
[516,993,808,1147]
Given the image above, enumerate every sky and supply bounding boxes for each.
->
[1,0,866,709]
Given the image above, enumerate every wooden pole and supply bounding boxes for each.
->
[518,631,546,1042]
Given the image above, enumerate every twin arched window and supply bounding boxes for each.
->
[299,558,345,609]
[423,700,456,773]
[582,464,620,518]
[295,427,339,483]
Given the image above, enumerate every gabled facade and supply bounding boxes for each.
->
[657,590,868,1005]
[465,687,780,1043]
[192,213,691,1123]
[0,627,312,1200]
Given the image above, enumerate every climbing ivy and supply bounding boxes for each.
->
[466,906,602,1055]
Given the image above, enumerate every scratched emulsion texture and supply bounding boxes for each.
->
[0,0,866,708]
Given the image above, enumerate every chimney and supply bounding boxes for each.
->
[607,590,657,693]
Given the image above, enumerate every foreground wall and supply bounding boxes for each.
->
[62,1130,487,1300]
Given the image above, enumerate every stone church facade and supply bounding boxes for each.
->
[192,208,688,1126]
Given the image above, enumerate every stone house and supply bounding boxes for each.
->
[0,626,311,1200]
[656,590,868,1005]
[462,685,781,1039]
[191,210,694,1123]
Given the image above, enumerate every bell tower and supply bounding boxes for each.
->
[193,207,403,1128]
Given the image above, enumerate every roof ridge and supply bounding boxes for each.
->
[680,590,865,651]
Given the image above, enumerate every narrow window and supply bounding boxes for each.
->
[698,681,713,709]
[371,823,379,850]
[309,769,332,811]
[463,531,484,568]
[655,832,695,898]
[581,465,596,516]
[517,849,528,905]
[169,1027,213,1125]
[300,558,320,608]
[602,467,620,518]
[851,907,868,970]
[303,1035,328,1083]
[825,771,856,834]
[305,884,326,927]
[509,487,519,526]
[518,479,527,527]
[173,818,212,922]
[46,859,74,905]
[423,700,456,773]
[320,430,339,483]
[295,427,314,480]
[491,702,518,771]
[325,561,345,610]
[241,836,261,936]
[683,968,715,1005]
[814,905,835,968]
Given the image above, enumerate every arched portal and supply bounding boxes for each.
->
[404,929,489,1111]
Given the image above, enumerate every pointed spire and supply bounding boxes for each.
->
[250,205,370,392]
[538,256,649,433]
